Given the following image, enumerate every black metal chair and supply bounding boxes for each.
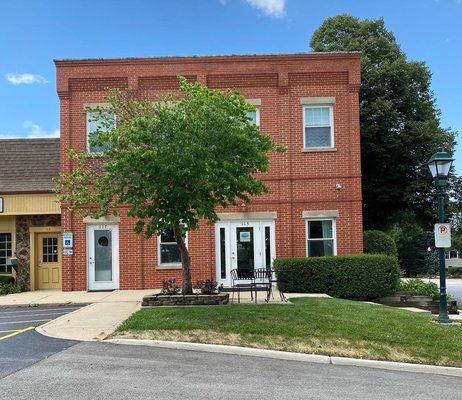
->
[230,268,255,303]
[268,269,288,302]
[252,268,272,304]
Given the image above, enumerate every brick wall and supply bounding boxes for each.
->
[56,53,363,291]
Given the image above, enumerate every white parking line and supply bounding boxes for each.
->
[0,319,51,325]
[0,307,80,315]
[0,329,18,333]
[0,312,74,319]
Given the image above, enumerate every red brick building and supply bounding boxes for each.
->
[55,52,363,292]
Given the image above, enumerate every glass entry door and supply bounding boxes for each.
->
[88,224,119,291]
[215,220,275,286]
[234,224,258,274]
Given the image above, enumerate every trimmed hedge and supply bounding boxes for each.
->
[274,254,401,300]
[364,230,397,257]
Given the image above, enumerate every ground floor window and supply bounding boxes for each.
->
[0,233,12,273]
[158,229,187,266]
[306,219,336,257]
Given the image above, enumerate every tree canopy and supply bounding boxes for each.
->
[56,77,284,294]
[310,14,457,230]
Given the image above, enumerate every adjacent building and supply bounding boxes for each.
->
[0,139,61,290]
[1,52,363,292]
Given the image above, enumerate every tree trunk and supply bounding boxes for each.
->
[174,227,193,295]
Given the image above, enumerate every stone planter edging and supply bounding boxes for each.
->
[378,292,458,314]
[142,293,229,307]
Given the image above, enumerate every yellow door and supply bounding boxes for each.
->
[36,233,62,290]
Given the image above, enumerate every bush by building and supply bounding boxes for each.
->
[274,254,401,300]
[364,230,397,257]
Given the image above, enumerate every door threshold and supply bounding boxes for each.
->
[87,289,117,293]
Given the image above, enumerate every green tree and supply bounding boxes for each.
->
[310,15,456,230]
[56,78,284,294]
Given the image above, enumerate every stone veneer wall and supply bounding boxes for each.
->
[15,215,61,290]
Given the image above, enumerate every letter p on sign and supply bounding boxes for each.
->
[434,223,451,248]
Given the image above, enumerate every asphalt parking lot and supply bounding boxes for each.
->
[0,305,81,378]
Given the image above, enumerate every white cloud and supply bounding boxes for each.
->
[5,73,48,85]
[0,121,59,139]
[245,0,286,18]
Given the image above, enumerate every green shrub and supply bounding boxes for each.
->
[388,219,433,276]
[0,275,15,285]
[399,278,439,299]
[447,268,462,278]
[0,283,21,295]
[274,254,401,300]
[364,230,397,257]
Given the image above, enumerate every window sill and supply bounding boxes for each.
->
[302,147,337,153]
[157,264,183,270]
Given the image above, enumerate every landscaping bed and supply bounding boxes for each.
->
[115,297,462,367]
[142,293,229,307]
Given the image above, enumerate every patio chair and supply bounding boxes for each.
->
[252,268,272,304]
[268,269,288,302]
[230,268,255,304]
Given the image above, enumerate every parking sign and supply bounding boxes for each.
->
[63,232,73,248]
[434,223,451,248]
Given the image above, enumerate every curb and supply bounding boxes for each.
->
[106,338,462,378]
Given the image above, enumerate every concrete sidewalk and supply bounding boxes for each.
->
[0,289,154,307]
[0,289,154,341]
[33,290,155,341]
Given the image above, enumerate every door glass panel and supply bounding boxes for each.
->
[42,237,58,263]
[236,227,254,273]
[264,226,271,268]
[94,229,112,281]
[220,227,226,279]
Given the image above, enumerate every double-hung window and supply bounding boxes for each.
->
[303,106,334,149]
[246,107,260,127]
[158,229,187,267]
[86,110,116,154]
[0,233,12,274]
[306,219,336,257]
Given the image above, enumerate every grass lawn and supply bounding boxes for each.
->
[115,297,462,367]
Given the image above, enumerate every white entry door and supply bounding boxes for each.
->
[215,220,275,287]
[87,224,119,291]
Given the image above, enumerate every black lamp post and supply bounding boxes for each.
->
[426,148,454,324]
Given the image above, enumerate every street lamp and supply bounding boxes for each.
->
[427,148,454,323]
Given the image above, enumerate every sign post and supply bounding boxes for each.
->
[435,189,451,323]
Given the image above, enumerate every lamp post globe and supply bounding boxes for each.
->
[426,148,454,324]
[427,149,454,184]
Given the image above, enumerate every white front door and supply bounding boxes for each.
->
[215,220,275,287]
[87,224,119,291]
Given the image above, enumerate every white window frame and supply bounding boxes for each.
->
[246,107,260,127]
[158,230,188,267]
[302,105,334,149]
[86,110,116,155]
[0,232,12,274]
[305,218,337,257]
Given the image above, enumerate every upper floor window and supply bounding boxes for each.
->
[86,110,116,154]
[246,107,260,127]
[303,106,334,149]
[158,229,188,267]
[306,219,336,257]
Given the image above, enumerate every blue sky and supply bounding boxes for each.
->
[1,0,461,170]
